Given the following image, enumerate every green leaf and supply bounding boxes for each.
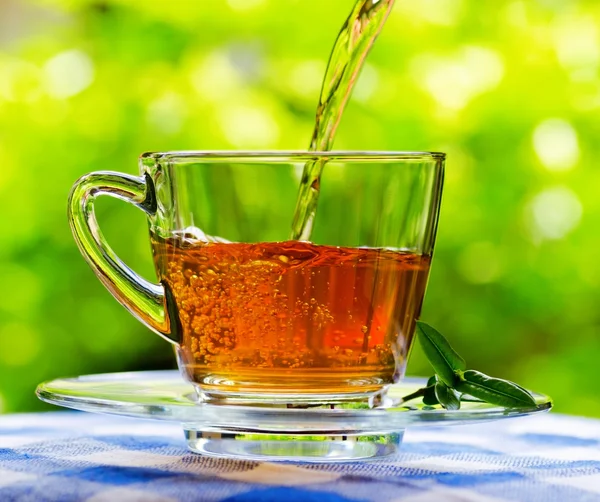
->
[416,322,466,387]
[455,370,537,408]
[434,380,461,410]
[422,375,439,405]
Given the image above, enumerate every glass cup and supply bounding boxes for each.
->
[69,151,444,405]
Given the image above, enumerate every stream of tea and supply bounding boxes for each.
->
[290,0,395,241]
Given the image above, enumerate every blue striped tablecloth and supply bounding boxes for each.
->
[1,411,599,501]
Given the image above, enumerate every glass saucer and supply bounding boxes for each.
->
[36,370,552,463]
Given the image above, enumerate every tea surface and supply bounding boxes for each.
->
[153,235,429,396]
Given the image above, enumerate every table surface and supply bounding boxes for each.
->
[1,411,599,502]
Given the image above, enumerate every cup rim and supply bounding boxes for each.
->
[141,150,446,161]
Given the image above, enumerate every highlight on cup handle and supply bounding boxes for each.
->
[68,171,179,344]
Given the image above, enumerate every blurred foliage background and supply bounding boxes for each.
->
[0,0,599,416]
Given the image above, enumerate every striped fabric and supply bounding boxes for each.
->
[1,411,599,501]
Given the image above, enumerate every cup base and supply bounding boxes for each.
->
[184,427,404,462]
[193,374,391,405]
[195,385,390,406]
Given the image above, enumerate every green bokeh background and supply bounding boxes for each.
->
[1,0,599,415]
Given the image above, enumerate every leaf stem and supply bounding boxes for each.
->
[399,385,433,404]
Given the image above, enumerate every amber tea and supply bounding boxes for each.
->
[153,234,430,399]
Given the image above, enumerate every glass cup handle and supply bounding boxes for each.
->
[68,171,178,344]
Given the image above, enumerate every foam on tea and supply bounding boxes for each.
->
[152,233,430,398]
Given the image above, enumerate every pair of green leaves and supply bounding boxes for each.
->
[423,375,460,410]
[413,322,537,410]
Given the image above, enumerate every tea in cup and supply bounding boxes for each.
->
[69,151,444,404]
